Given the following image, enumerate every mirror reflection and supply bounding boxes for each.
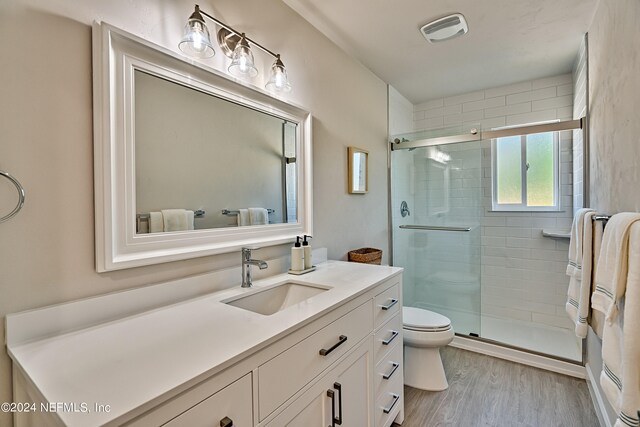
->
[133,70,297,233]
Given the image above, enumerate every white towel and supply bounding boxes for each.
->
[565,210,597,338]
[600,222,640,427]
[567,208,595,278]
[186,210,195,230]
[238,209,250,226]
[149,212,164,233]
[249,208,268,225]
[592,212,640,321]
[591,219,606,338]
[161,209,190,232]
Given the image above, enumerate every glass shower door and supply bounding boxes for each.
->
[391,136,482,336]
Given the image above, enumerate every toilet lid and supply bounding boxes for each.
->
[403,307,451,331]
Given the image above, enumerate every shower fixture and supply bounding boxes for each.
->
[420,13,469,43]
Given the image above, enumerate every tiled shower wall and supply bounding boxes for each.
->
[412,74,576,331]
[573,37,587,211]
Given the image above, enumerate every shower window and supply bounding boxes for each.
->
[491,131,559,211]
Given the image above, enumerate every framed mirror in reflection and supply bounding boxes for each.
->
[93,23,312,272]
[134,70,298,233]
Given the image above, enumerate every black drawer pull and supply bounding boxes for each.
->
[382,330,399,346]
[380,298,398,310]
[220,416,233,427]
[383,362,400,380]
[382,393,400,414]
[319,335,348,356]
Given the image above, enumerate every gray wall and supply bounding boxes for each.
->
[584,0,640,425]
[0,1,388,424]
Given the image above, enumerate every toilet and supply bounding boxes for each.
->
[403,306,454,391]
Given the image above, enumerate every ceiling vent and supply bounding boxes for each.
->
[420,13,468,43]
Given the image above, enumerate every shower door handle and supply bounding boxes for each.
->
[399,225,471,232]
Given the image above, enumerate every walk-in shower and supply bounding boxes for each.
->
[390,120,584,362]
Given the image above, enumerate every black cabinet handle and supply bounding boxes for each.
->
[220,416,233,427]
[383,362,400,380]
[334,382,343,425]
[327,382,343,427]
[382,393,400,414]
[382,330,399,346]
[319,335,348,356]
[380,298,398,311]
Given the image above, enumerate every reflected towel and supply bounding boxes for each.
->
[600,222,640,427]
[186,210,195,230]
[238,209,250,226]
[565,210,597,338]
[161,209,189,232]
[592,212,640,321]
[249,208,268,225]
[149,212,164,233]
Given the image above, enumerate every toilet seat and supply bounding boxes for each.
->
[403,307,452,332]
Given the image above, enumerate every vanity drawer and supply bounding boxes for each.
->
[258,299,373,420]
[373,342,403,396]
[373,312,402,365]
[374,281,400,329]
[374,360,403,427]
[163,373,252,427]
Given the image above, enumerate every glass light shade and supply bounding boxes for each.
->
[228,36,258,77]
[179,18,215,58]
[265,56,292,93]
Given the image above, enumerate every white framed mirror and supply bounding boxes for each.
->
[93,23,312,272]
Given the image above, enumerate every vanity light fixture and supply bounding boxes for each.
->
[179,4,292,92]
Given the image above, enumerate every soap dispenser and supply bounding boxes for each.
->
[302,235,313,269]
[291,236,304,271]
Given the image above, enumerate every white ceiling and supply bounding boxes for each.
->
[283,0,599,103]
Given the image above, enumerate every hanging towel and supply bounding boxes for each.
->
[567,208,595,278]
[599,221,640,427]
[249,208,269,225]
[591,219,606,338]
[186,210,195,230]
[592,212,640,321]
[149,211,164,233]
[238,209,250,226]
[161,209,189,232]
[565,209,596,338]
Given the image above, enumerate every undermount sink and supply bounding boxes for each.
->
[224,282,331,316]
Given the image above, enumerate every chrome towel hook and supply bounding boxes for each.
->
[0,170,25,223]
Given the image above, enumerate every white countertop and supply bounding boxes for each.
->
[7,261,402,426]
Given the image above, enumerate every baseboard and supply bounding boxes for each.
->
[585,363,612,427]
[450,335,586,378]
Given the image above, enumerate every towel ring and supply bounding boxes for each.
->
[0,170,25,223]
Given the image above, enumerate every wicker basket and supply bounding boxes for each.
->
[348,248,382,265]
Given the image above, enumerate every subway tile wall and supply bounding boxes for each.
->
[413,74,575,331]
[573,38,587,210]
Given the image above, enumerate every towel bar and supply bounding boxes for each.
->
[0,170,25,223]
[222,209,275,215]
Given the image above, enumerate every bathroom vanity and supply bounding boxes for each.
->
[7,261,404,426]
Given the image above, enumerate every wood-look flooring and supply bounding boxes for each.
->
[393,346,599,427]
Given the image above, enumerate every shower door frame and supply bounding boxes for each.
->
[388,117,586,365]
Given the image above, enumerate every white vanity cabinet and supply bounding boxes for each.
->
[9,264,403,427]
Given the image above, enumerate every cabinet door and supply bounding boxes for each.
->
[264,338,373,427]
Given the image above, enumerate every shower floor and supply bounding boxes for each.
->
[416,302,582,362]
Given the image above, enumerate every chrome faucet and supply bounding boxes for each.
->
[241,247,268,288]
